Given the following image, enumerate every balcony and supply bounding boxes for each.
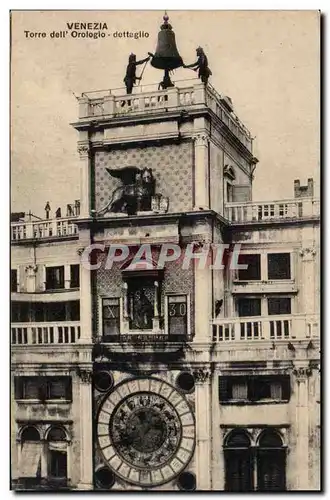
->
[11,218,78,242]
[77,79,253,152]
[212,314,319,342]
[225,197,320,224]
[11,322,80,345]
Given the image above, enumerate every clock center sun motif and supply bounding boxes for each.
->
[124,407,167,453]
[96,378,195,487]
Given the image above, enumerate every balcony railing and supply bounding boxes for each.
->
[78,80,252,151]
[11,322,80,345]
[11,218,79,241]
[225,197,320,223]
[212,314,319,342]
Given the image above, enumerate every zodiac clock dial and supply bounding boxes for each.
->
[96,378,195,487]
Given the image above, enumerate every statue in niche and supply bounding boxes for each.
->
[98,166,155,216]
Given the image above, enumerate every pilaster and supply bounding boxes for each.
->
[77,143,92,218]
[193,132,209,210]
[193,368,212,491]
[76,369,93,490]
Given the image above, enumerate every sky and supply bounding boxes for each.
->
[11,10,320,217]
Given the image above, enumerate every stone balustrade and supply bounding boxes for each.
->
[11,218,78,241]
[225,197,320,223]
[212,314,319,342]
[77,81,252,151]
[11,321,80,345]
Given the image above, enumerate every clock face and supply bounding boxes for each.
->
[96,377,195,487]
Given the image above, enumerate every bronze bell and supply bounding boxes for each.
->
[150,13,183,71]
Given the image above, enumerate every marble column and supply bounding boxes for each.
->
[77,369,93,490]
[78,143,92,218]
[193,368,212,490]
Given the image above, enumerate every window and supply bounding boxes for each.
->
[19,426,42,482]
[224,429,286,491]
[47,426,68,484]
[257,431,286,491]
[268,298,291,316]
[219,375,290,403]
[237,254,261,281]
[226,183,233,203]
[267,254,291,280]
[11,269,18,292]
[46,266,64,290]
[15,377,72,401]
[11,302,30,322]
[224,431,253,491]
[168,295,188,338]
[70,265,79,288]
[102,298,120,339]
[237,298,261,317]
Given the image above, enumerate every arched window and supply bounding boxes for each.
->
[47,426,68,483]
[19,426,42,481]
[47,426,67,442]
[21,426,40,442]
[224,430,253,492]
[257,430,286,491]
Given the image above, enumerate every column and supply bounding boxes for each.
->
[77,232,92,343]
[289,365,312,490]
[78,143,91,218]
[193,368,212,491]
[194,133,209,210]
[299,247,317,315]
[77,369,93,490]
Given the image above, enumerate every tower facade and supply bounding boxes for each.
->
[11,40,320,492]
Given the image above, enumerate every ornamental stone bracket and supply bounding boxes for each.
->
[76,367,93,384]
[25,265,38,274]
[194,134,209,147]
[292,365,313,381]
[77,143,91,158]
[193,368,211,384]
[299,247,317,260]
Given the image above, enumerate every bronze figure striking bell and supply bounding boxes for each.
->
[150,14,183,71]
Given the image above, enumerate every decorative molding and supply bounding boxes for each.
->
[194,134,208,147]
[25,265,38,274]
[299,247,317,259]
[193,368,211,384]
[77,247,85,256]
[292,366,313,380]
[76,368,93,384]
[77,144,90,157]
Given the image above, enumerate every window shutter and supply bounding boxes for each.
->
[247,377,257,401]
[280,376,291,401]
[219,377,229,402]
[14,377,22,399]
